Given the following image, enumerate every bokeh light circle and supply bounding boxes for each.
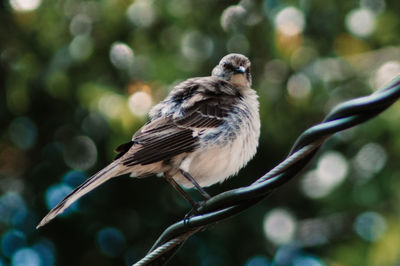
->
[345,8,375,37]
[109,42,134,70]
[354,142,387,174]
[11,248,42,266]
[128,91,153,116]
[245,255,270,266]
[263,209,297,245]
[181,31,214,62]
[354,212,386,242]
[69,14,92,36]
[10,0,41,12]
[370,60,400,89]
[220,5,246,32]
[287,73,311,100]
[301,151,348,199]
[126,1,156,27]
[275,7,305,36]
[62,136,97,170]
[1,230,27,258]
[96,227,126,257]
[8,117,37,150]
[69,34,93,61]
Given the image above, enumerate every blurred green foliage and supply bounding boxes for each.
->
[1,0,400,265]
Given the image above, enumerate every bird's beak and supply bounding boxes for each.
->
[235,66,246,74]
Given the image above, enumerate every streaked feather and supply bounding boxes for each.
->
[37,160,123,228]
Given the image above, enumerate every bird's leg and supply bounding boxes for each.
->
[179,169,211,200]
[165,173,199,210]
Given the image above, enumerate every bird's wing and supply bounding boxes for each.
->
[117,79,239,165]
[121,120,198,166]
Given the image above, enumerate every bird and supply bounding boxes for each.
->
[37,53,260,229]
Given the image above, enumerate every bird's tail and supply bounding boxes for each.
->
[36,161,124,229]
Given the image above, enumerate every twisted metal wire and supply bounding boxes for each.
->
[133,76,400,266]
[134,228,202,266]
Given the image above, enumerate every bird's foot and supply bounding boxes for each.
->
[183,200,207,225]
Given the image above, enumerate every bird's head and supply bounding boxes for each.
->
[212,53,252,87]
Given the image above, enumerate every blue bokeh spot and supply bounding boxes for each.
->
[0,193,27,225]
[96,227,126,257]
[62,170,86,187]
[11,248,42,266]
[292,254,324,266]
[245,255,271,266]
[33,239,55,266]
[1,229,27,258]
[9,117,38,150]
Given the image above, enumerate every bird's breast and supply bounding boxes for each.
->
[175,89,260,188]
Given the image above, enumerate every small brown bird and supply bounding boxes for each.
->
[37,53,260,228]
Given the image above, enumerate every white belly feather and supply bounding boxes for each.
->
[174,89,260,188]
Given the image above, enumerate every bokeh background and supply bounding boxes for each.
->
[1,0,400,265]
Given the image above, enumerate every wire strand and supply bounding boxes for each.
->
[133,228,201,266]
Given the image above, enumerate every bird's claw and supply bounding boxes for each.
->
[184,201,206,225]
